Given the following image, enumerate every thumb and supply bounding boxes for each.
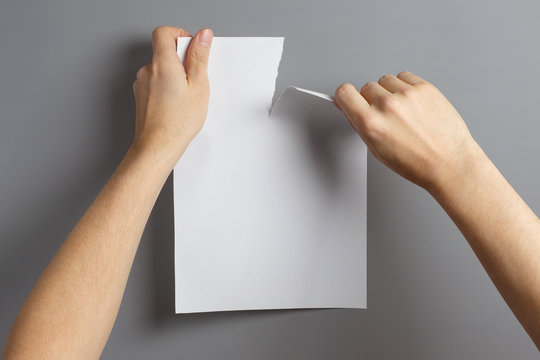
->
[185,28,213,84]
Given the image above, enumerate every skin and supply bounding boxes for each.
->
[3,26,540,358]
[3,26,214,359]
[334,76,540,349]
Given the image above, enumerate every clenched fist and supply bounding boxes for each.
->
[132,26,213,164]
[334,71,486,193]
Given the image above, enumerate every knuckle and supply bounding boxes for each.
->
[363,81,377,89]
[415,80,433,91]
[377,95,398,111]
[335,83,356,98]
[397,70,410,78]
[152,26,168,39]
[401,87,417,99]
[136,64,150,79]
[190,50,208,65]
[378,74,393,83]
[360,81,377,94]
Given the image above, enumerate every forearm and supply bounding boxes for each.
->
[4,142,182,359]
[334,71,540,347]
[430,145,540,347]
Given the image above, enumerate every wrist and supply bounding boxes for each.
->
[129,134,191,171]
[427,140,495,203]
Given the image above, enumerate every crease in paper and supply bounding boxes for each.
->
[174,37,367,313]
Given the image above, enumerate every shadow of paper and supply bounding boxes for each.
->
[150,86,361,324]
[270,87,357,192]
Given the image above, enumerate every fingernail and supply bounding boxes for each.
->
[198,29,213,47]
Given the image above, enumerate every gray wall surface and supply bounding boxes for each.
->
[1,0,539,358]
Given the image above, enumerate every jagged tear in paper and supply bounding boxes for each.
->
[174,37,367,313]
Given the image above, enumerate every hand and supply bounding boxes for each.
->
[334,71,486,192]
[132,26,213,164]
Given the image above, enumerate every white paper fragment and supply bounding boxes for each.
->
[174,38,367,313]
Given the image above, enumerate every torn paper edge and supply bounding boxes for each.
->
[177,37,284,113]
[176,37,333,117]
[269,86,335,116]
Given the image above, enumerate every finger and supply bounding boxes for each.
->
[133,64,151,97]
[152,26,191,62]
[334,83,371,133]
[360,81,390,105]
[185,28,213,84]
[135,64,152,81]
[378,74,411,93]
[397,70,426,85]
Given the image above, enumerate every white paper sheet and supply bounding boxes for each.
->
[174,37,367,313]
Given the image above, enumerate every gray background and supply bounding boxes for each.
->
[1,0,539,358]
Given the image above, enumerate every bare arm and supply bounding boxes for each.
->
[3,26,214,359]
[334,73,540,348]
